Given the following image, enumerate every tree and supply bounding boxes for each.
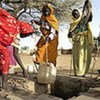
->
[0,0,84,23]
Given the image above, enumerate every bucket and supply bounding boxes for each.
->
[27,64,39,74]
[37,62,56,84]
[9,65,15,74]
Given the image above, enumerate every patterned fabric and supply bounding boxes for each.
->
[74,17,88,33]
[0,44,10,75]
[69,12,93,46]
[0,8,20,46]
[19,20,34,35]
[0,8,34,46]
[0,7,34,75]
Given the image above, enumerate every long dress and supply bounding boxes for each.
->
[7,45,17,66]
[35,4,59,66]
[69,17,93,76]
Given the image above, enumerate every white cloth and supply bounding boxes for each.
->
[41,20,56,40]
[49,28,56,40]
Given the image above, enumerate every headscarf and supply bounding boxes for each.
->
[41,4,59,32]
[69,9,93,46]
[69,9,82,31]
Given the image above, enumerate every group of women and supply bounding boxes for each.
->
[33,0,93,77]
[0,0,94,91]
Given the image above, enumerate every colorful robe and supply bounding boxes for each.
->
[36,4,59,66]
[0,8,34,75]
[69,15,93,76]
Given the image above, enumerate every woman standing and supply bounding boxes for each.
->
[68,0,93,77]
[33,3,59,66]
[0,7,34,91]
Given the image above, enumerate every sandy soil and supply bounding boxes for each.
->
[0,53,99,100]
[18,53,100,77]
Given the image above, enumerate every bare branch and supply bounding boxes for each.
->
[1,0,84,23]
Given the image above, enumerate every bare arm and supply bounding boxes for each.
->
[83,0,92,24]
[31,20,42,26]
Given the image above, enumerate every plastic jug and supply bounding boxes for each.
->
[37,62,56,84]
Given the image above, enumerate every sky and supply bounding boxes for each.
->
[58,0,100,49]
[20,0,100,50]
[91,0,100,37]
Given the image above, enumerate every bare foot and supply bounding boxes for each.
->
[22,70,29,78]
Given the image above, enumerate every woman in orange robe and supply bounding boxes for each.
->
[34,4,59,66]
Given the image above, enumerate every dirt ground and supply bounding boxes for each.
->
[18,53,100,77]
[0,53,99,100]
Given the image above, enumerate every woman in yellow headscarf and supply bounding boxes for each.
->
[33,3,59,66]
[68,8,93,77]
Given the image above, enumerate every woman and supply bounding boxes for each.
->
[68,8,93,77]
[0,7,34,91]
[33,4,59,66]
[8,34,28,77]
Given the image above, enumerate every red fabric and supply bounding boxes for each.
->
[0,8,34,46]
[0,8,35,75]
[0,8,20,46]
[18,20,35,34]
[0,45,10,75]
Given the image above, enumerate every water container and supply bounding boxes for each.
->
[9,65,15,74]
[27,65,34,73]
[37,62,56,84]
[27,64,39,74]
